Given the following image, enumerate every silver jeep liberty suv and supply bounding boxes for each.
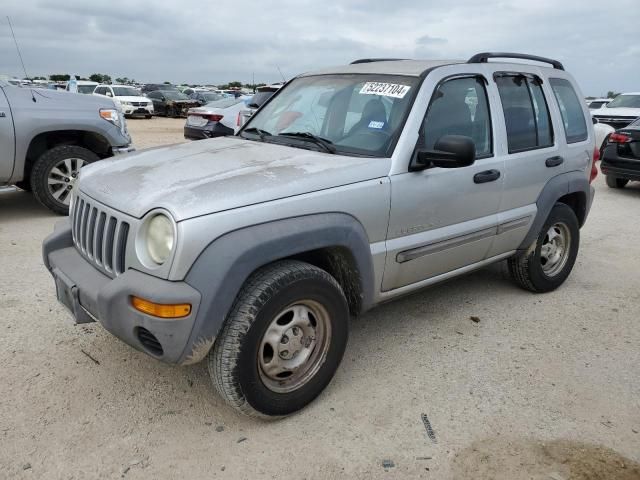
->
[43,53,597,417]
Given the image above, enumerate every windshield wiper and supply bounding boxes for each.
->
[241,127,272,140]
[277,132,337,154]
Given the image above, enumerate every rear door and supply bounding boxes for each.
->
[0,86,16,183]
[486,70,562,256]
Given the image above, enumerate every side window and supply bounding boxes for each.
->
[495,75,554,153]
[423,76,492,157]
[95,87,105,95]
[549,78,588,144]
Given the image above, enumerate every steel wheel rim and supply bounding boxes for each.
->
[540,222,571,277]
[258,300,332,394]
[47,157,86,206]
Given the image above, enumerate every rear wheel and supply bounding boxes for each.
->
[508,203,580,293]
[31,145,98,215]
[208,260,349,418]
[605,175,628,189]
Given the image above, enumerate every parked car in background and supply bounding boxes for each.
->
[146,90,199,117]
[66,80,99,94]
[591,92,640,129]
[141,83,178,94]
[189,91,229,106]
[237,85,281,128]
[593,118,615,150]
[93,84,154,118]
[184,95,251,139]
[0,79,133,214]
[600,116,640,189]
[586,98,612,110]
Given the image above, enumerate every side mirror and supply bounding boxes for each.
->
[592,116,599,125]
[106,91,113,97]
[416,135,476,169]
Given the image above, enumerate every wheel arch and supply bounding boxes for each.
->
[179,213,375,365]
[518,171,593,250]
[23,130,112,183]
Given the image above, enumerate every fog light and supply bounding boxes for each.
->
[131,296,191,318]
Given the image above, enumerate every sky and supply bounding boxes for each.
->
[1,0,638,96]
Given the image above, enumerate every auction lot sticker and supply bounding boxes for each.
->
[360,82,411,98]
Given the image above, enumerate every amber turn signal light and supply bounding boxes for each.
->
[131,296,191,319]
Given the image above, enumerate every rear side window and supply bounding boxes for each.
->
[496,75,553,153]
[423,76,493,157]
[549,78,588,144]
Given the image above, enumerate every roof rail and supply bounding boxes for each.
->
[467,52,564,70]
[350,58,406,65]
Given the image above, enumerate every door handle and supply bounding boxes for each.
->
[545,155,564,167]
[0,111,6,118]
[473,169,501,184]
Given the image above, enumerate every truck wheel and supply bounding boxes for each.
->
[508,203,580,293]
[209,260,349,418]
[605,175,628,189]
[31,145,98,215]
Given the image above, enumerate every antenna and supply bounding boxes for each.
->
[7,16,36,102]
[276,65,286,83]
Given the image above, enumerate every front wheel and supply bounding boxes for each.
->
[605,175,628,189]
[31,145,98,215]
[508,203,580,293]
[208,260,349,418]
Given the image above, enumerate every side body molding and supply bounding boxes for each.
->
[179,213,375,364]
[518,170,593,250]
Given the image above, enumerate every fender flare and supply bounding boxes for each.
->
[518,171,593,250]
[178,213,375,364]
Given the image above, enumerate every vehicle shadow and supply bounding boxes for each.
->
[0,188,62,222]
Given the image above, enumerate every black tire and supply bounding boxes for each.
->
[508,203,580,293]
[605,175,628,189]
[31,145,99,215]
[209,260,349,418]
[145,114,152,119]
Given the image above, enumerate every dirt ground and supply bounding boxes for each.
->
[1,117,639,479]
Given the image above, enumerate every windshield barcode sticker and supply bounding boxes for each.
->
[360,82,411,98]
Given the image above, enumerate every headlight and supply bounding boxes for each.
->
[146,214,175,264]
[99,108,122,128]
[121,101,131,106]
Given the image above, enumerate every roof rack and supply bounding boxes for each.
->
[350,58,406,65]
[467,52,564,70]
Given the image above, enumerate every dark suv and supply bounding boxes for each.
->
[600,117,640,188]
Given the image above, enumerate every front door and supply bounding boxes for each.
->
[383,75,504,291]
[0,87,16,184]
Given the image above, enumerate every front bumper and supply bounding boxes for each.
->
[112,145,136,155]
[121,105,154,116]
[43,221,201,364]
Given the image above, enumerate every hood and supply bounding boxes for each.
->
[115,96,151,103]
[4,84,117,110]
[79,137,391,221]
[592,107,640,117]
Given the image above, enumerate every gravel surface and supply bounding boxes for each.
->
[1,118,639,479]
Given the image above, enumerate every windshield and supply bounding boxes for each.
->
[606,95,640,109]
[630,117,640,127]
[242,74,418,156]
[204,97,246,109]
[163,91,189,100]
[112,86,141,97]
[202,92,226,102]
[78,85,97,94]
[249,91,276,107]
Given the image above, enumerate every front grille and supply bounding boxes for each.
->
[71,193,130,277]
[137,327,163,356]
[131,102,148,107]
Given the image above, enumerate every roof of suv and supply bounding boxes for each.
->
[301,59,462,77]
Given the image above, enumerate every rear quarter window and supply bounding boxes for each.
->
[549,78,588,144]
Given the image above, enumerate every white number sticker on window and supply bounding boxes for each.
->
[359,82,411,99]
